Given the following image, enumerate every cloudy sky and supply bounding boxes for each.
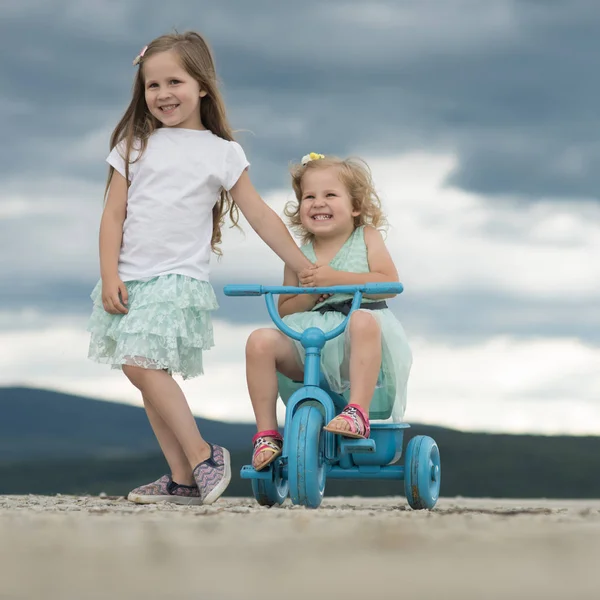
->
[1,0,598,435]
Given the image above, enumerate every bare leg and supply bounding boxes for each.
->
[246,328,304,465]
[326,311,382,434]
[123,366,211,470]
[141,394,195,485]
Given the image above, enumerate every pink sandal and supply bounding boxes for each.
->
[252,430,283,471]
[323,403,371,439]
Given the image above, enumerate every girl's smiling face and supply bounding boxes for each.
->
[299,166,360,238]
[143,50,207,130]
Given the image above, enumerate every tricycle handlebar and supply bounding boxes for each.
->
[223,282,403,297]
[223,282,403,344]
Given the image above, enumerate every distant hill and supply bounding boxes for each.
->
[0,387,256,459]
[1,387,600,499]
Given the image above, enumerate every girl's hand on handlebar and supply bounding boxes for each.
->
[299,264,337,287]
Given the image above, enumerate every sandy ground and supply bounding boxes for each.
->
[1,495,599,600]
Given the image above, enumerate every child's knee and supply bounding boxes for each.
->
[246,328,279,358]
[122,364,152,389]
[349,311,380,340]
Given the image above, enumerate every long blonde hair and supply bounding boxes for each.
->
[105,31,239,255]
[285,156,388,244]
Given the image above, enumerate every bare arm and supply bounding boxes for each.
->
[229,170,313,274]
[298,227,400,299]
[338,226,399,298]
[99,171,129,313]
[278,264,320,318]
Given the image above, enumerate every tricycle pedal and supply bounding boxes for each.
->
[240,465,271,480]
[339,438,376,455]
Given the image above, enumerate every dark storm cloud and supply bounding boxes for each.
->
[1,0,598,346]
[1,0,599,199]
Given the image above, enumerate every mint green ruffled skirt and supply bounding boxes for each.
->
[277,308,413,422]
[87,274,218,379]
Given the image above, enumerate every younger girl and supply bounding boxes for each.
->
[87,32,312,504]
[245,153,413,471]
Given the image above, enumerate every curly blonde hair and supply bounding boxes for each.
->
[285,156,388,244]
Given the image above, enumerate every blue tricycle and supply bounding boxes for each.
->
[223,282,441,510]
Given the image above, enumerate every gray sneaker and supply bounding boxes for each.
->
[192,444,231,505]
[127,475,202,505]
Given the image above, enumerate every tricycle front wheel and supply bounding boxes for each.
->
[288,404,326,508]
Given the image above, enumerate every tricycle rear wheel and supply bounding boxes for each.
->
[404,435,441,510]
[251,469,288,507]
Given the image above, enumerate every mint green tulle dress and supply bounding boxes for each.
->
[87,274,218,379]
[277,226,413,422]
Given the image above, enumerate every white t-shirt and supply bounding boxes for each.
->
[107,128,249,282]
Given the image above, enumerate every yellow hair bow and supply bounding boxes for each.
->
[301,152,325,166]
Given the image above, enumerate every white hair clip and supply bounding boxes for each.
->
[132,45,148,66]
